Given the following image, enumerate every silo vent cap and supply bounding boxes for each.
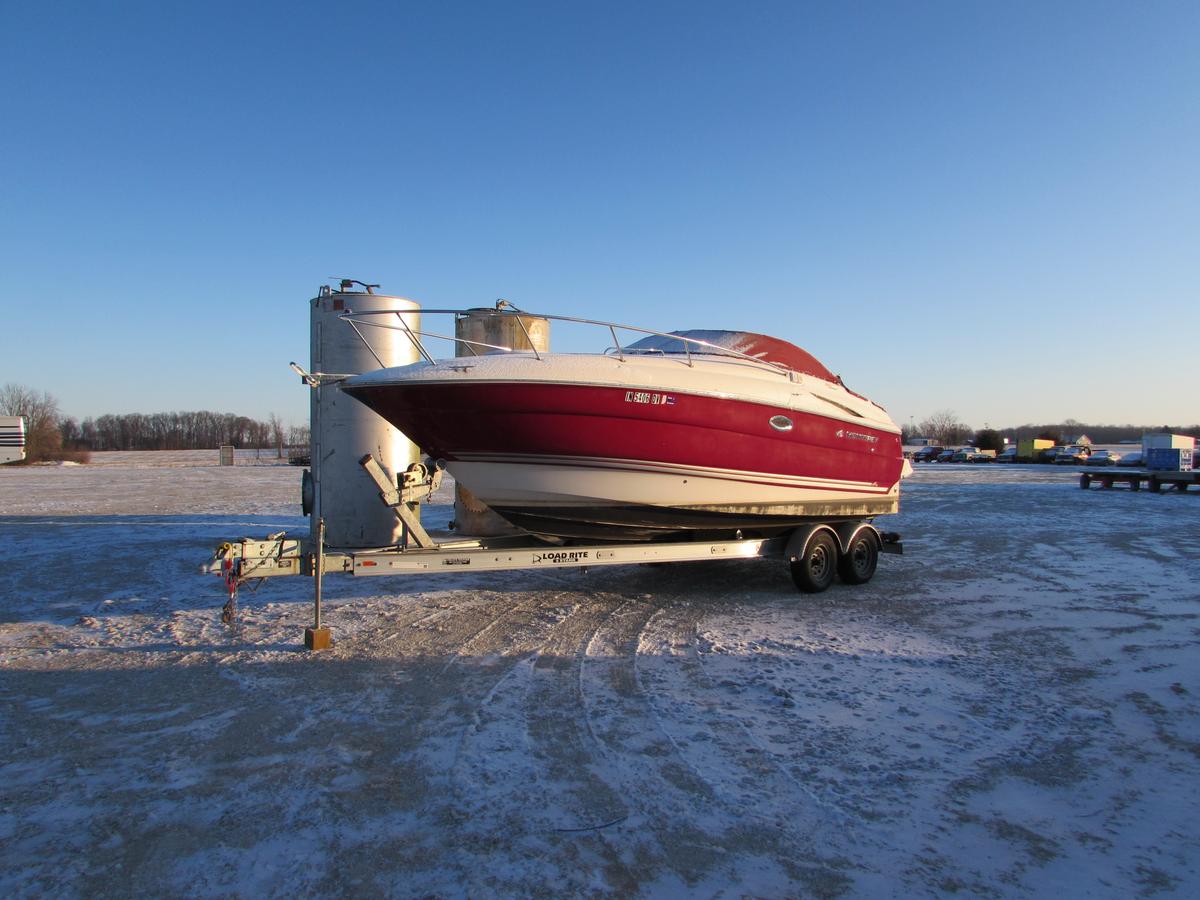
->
[330,277,380,294]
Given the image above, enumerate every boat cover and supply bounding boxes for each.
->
[626,330,838,384]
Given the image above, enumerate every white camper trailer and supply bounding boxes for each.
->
[0,416,26,464]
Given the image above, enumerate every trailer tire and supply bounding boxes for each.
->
[790,531,837,594]
[837,531,879,585]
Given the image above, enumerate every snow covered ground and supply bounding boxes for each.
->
[2,452,1198,897]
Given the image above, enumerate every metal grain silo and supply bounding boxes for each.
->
[309,283,420,548]
[453,306,550,536]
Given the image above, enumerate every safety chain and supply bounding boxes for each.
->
[220,555,239,624]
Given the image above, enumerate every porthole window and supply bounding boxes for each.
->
[769,415,793,432]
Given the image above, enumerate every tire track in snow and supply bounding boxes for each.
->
[442,590,648,896]
[631,601,860,875]
[290,587,596,894]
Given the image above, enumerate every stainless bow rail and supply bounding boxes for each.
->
[336,305,800,380]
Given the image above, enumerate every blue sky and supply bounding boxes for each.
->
[2,1,1197,431]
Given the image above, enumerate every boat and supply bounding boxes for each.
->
[340,309,906,542]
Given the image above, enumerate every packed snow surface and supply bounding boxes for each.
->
[2,451,1198,896]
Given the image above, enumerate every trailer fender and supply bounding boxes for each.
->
[784,524,841,563]
[784,522,901,562]
[832,521,879,556]
[785,525,840,593]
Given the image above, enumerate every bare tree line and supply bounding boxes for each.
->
[2,382,308,460]
[59,411,309,453]
[903,409,1200,447]
[909,410,974,446]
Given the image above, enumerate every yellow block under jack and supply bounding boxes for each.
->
[304,626,332,651]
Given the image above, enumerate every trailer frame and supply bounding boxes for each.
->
[205,453,902,648]
[207,523,902,586]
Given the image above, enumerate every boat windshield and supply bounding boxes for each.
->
[625,330,836,383]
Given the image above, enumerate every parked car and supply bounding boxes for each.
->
[1038,446,1066,463]
[1054,446,1092,464]
[1117,451,1144,467]
[1065,446,1094,465]
[1086,450,1123,467]
[935,449,956,462]
[912,445,944,463]
[951,447,980,462]
[994,447,1018,463]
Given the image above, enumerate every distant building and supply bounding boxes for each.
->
[1066,434,1092,446]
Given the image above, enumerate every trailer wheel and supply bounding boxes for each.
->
[837,531,879,585]
[790,531,837,593]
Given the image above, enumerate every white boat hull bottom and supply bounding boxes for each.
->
[447,455,899,540]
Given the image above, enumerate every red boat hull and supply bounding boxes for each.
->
[343,380,904,540]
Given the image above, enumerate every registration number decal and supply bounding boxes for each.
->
[625,391,676,406]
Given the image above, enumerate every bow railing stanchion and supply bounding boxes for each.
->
[345,320,386,370]
[514,314,542,360]
[608,325,625,361]
[393,310,435,363]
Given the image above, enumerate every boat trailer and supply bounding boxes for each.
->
[205,455,902,650]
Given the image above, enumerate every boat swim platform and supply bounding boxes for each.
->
[1078,468,1200,493]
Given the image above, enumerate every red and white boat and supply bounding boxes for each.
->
[341,311,907,542]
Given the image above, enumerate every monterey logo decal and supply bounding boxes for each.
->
[836,429,879,444]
